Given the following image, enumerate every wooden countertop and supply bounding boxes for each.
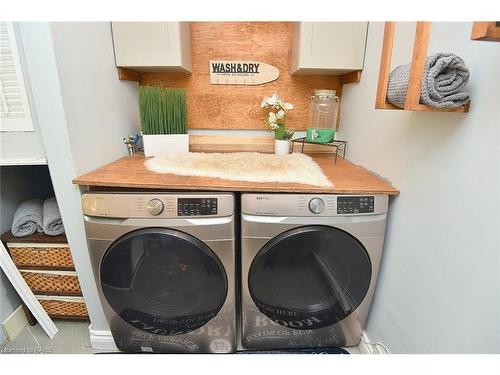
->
[73,153,399,195]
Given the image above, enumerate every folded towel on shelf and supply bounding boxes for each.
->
[11,199,44,237]
[387,53,470,109]
[42,197,65,236]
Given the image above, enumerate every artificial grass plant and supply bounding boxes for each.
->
[139,85,187,135]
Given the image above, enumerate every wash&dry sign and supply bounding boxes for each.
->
[209,60,279,85]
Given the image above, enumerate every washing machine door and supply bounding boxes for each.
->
[100,227,227,336]
[248,225,371,330]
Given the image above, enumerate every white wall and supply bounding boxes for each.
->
[0,121,46,164]
[18,22,139,336]
[337,22,500,353]
[49,23,140,175]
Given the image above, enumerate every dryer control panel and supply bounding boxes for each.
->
[337,196,374,214]
[241,194,387,217]
[178,198,218,216]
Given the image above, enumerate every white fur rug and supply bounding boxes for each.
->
[144,152,333,187]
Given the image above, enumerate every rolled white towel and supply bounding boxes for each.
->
[43,197,65,236]
[11,199,44,237]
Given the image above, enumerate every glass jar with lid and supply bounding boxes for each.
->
[306,89,339,143]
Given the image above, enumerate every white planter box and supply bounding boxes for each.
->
[142,134,189,157]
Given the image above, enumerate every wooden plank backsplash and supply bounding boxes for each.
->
[140,22,343,130]
[189,135,336,154]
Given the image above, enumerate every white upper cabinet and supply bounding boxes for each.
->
[111,22,192,73]
[290,22,368,75]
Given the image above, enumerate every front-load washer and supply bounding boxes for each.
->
[82,192,236,353]
[240,193,388,350]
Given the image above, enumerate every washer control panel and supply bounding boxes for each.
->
[178,198,218,216]
[337,196,374,214]
[82,193,233,218]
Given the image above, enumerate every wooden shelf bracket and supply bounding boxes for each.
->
[471,22,500,42]
[117,67,142,82]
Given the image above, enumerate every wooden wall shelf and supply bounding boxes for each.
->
[471,22,500,42]
[118,67,361,86]
[117,67,142,82]
[340,70,362,85]
[375,22,470,113]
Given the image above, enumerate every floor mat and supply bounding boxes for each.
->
[237,347,350,354]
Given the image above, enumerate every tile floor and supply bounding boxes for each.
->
[0,320,362,354]
[0,320,92,354]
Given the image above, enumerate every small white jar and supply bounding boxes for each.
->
[274,139,290,155]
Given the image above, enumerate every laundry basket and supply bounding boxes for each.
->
[20,270,82,295]
[37,296,89,320]
[9,245,74,270]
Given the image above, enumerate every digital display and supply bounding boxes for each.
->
[337,196,374,214]
[177,198,218,216]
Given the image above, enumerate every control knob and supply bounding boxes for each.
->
[147,198,164,216]
[308,197,325,214]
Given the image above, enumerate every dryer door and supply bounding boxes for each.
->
[100,227,228,336]
[248,225,371,330]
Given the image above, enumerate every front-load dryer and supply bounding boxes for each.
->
[83,192,236,353]
[240,193,388,350]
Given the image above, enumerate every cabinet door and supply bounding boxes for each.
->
[291,22,368,75]
[111,22,191,73]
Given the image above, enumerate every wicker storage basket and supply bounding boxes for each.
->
[9,246,74,270]
[37,296,88,319]
[20,270,82,295]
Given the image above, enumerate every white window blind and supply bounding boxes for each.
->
[0,22,34,131]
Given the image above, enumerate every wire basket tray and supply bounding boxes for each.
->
[291,137,347,164]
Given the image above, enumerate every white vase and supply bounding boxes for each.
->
[274,139,290,155]
[142,134,189,157]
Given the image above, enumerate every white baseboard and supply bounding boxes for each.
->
[88,325,119,353]
[0,158,47,166]
[1,305,28,341]
[359,331,390,354]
